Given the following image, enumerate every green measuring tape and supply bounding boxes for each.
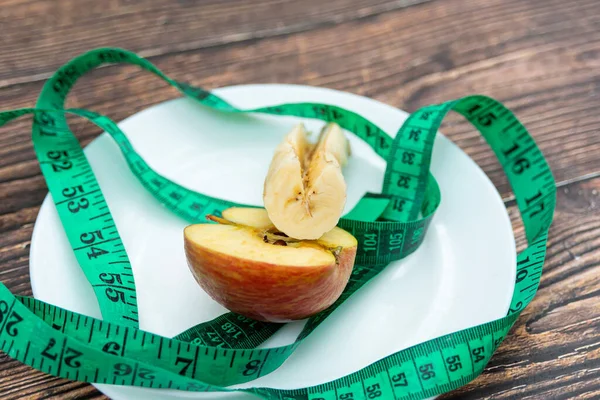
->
[0,48,555,399]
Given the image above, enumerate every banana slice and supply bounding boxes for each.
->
[263,122,350,240]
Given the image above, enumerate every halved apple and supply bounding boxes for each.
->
[184,207,357,322]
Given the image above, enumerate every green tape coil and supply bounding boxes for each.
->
[0,48,555,399]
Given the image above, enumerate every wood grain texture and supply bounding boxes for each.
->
[0,0,430,86]
[0,0,599,398]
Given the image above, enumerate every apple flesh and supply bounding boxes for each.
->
[184,207,357,322]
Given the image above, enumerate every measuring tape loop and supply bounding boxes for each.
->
[0,47,556,399]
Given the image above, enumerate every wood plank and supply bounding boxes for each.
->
[0,0,430,86]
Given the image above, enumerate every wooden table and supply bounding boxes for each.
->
[1,0,599,398]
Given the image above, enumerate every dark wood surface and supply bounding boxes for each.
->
[1,0,599,398]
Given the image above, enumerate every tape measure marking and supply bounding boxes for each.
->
[0,47,556,399]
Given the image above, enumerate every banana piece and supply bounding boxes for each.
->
[263,122,351,240]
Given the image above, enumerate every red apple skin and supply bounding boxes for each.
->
[184,239,356,322]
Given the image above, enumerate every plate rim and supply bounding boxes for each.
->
[29,82,516,399]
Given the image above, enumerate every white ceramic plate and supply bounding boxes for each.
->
[29,84,515,400]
